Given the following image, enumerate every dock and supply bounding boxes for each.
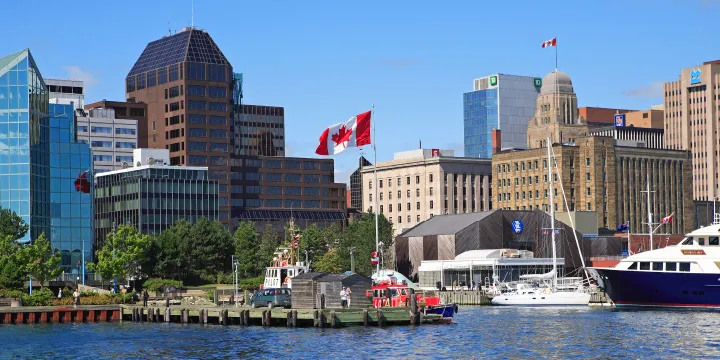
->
[0,305,445,327]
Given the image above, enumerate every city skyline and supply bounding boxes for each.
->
[3,0,720,184]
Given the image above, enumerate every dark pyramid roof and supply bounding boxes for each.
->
[127,28,231,77]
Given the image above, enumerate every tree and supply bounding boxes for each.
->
[337,212,394,276]
[89,224,152,284]
[24,233,61,288]
[258,223,281,273]
[149,219,192,280]
[0,235,25,290]
[233,221,260,277]
[0,207,29,241]
[185,218,234,283]
[298,224,327,265]
[314,251,343,273]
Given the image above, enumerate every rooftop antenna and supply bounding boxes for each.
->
[191,0,194,28]
[168,17,171,35]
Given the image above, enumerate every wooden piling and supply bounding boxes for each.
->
[181,309,189,323]
[286,311,292,327]
[221,309,228,325]
[199,309,205,324]
[409,288,418,325]
[165,308,171,322]
[362,309,369,326]
[376,309,383,327]
[330,310,337,328]
[243,310,250,326]
[319,310,326,328]
[291,310,297,328]
[313,310,319,327]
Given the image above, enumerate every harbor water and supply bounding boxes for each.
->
[4,306,720,359]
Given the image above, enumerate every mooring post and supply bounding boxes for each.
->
[377,309,384,327]
[265,309,272,327]
[313,309,319,327]
[243,310,250,326]
[319,310,326,328]
[362,309,369,326]
[330,310,336,328]
[156,308,161,322]
[182,309,189,324]
[200,309,205,324]
[165,308,171,323]
[261,310,267,326]
[286,311,292,327]
[291,310,297,328]
[409,288,418,325]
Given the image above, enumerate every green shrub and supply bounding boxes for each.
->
[143,278,184,293]
[0,289,23,299]
[22,287,53,306]
[207,290,215,302]
[49,293,135,306]
[238,276,264,290]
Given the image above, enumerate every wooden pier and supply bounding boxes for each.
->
[119,306,445,327]
[0,306,121,325]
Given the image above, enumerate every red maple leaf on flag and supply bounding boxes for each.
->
[331,125,352,146]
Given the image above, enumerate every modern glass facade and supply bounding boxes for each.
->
[0,49,49,243]
[49,103,94,274]
[464,74,540,158]
[94,166,219,244]
[234,104,285,156]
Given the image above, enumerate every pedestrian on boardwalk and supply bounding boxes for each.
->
[340,287,347,308]
[143,290,149,307]
[346,287,352,308]
[73,289,80,308]
[452,280,457,291]
[58,288,63,299]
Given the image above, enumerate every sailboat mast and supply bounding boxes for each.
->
[546,137,557,290]
[646,173,653,251]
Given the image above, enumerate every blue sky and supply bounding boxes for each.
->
[3,0,720,183]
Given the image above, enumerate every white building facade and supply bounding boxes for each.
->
[76,108,138,173]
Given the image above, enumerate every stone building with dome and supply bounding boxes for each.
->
[490,70,694,236]
[526,70,589,148]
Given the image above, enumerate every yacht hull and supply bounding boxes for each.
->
[594,268,720,308]
[491,291,591,306]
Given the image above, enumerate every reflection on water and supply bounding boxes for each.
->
[3,307,720,359]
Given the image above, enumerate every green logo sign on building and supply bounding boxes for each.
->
[489,75,498,86]
[534,78,542,87]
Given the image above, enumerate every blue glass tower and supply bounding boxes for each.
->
[0,49,49,243]
[0,49,93,275]
[49,103,93,274]
[464,74,540,158]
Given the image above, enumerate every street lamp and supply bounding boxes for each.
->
[176,261,181,281]
[303,250,310,272]
[349,247,356,274]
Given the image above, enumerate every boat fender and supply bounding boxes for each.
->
[454,304,459,314]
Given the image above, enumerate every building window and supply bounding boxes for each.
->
[389,204,392,212]
[429,187,433,196]
[209,86,226,98]
[116,128,136,135]
[407,190,411,198]
[188,142,207,151]
[389,192,392,200]
[208,64,226,82]
[398,217,402,224]
[586,158,590,167]
[586,173,591,181]
[398,190,401,198]
[210,129,227,138]
[586,188,591,196]
[169,64,179,82]
[369,193,372,202]
[369,181,372,189]
[188,62,206,80]
[543,160,547,169]
[417,215,421,222]
[380,205,384,214]
[188,101,206,110]
[188,85,206,96]
[397,178,401,186]
[407,215,411,223]
[379,180,383,188]
[158,67,167,84]
[169,86,181,98]
[210,102,227,112]
[430,201,433,209]
[586,202,591,210]
[188,114,206,124]
[379,193,383,200]
[416,202,420,210]
[407,203,410,211]
[115,142,136,149]
[189,128,206,138]
[429,174,433,183]
[416,175,420,184]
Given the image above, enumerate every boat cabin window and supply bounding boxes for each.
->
[390,289,399,297]
[681,237,693,245]
[652,262,663,271]
[697,238,706,246]
[399,289,407,296]
[639,262,650,270]
[666,262,677,271]
[628,262,638,270]
[710,237,720,246]
[679,262,691,272]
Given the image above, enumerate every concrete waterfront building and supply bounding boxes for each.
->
[362,149,493,235]
[94,149,218,244]
[493,136,693,234]
[664,60,720,201]
[46,78,84,110]
[349,156,372,210]
[587,125,664,149]
[75,107,139,173]
[463,74,541,158]
[85,100,148,148]
[0,49,95,275]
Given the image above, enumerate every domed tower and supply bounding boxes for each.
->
[527,70,587,148]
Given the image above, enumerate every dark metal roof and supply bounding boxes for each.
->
[398,210,498,237]
[292,272,328,280]
[127,28,230,77]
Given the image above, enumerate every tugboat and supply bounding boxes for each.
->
[369,270,457,323]
[263,217,308,289]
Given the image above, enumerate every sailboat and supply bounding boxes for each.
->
[491,137,591,306]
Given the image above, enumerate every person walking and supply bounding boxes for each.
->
[345,287,352,308]
[142,290,149,307]
[340,288,347,309]
[57,288,63,299]
[73,289,80,308]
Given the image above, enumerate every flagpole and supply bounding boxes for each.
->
[372,104,380,275]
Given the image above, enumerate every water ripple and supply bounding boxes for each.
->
[3,307,720,359]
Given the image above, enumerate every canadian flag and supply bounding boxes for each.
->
[542,38,557,48]
[315,111,371,155]
[661,215,673,224]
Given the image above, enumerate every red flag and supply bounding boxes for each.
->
[661,215,673,224]
[315,111,371,155]
[542,38,557,48]
[74,171,90,193]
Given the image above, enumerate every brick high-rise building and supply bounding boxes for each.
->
[124,28,346,231]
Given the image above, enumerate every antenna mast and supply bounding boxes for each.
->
[191,0,194,27]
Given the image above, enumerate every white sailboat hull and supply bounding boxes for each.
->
[491,291,591,306]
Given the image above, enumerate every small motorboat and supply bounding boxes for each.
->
[368,272,456,323]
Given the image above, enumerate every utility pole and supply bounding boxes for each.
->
[349,247,356,273]
[641,173,655,250]
[112,221,117,294]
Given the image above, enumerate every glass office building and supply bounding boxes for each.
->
[464,74,540,158]
[0,49,49,243]
[49,103,94,274]
[94,166,219,244]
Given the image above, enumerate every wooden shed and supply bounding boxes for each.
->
[291,272,372,309]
